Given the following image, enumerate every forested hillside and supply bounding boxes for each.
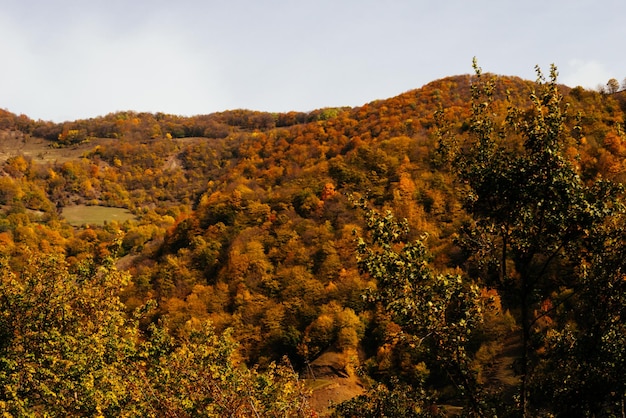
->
[1,65,625,416]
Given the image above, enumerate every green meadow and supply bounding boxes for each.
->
[62,205,136,226]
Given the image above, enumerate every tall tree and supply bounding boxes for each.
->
[351,198,486,416]
[437,60,624,416]
[531,217,626,415]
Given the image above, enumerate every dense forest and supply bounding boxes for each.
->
[1,63,625,417]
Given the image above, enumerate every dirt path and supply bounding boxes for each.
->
[484,332,522,402]
[304,351,365,416]
[307,376,364,416]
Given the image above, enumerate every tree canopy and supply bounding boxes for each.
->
[1,61,625,415]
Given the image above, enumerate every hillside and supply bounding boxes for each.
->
[1,70,625,416]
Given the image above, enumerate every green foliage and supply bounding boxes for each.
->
[352,198,486,415]
[530,219,626,416]
[438,60,626,416]
[0,251,135,416]
[0,252,313,416]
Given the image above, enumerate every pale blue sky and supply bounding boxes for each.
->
[1,0,624,122]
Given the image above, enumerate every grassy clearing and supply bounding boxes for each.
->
[62,205,135,226]
[0,132,119,164]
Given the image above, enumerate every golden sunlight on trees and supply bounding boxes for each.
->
[1,59,625,416]
[0,252,313,416]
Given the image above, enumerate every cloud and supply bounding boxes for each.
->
[0,8,227,121]
[66,23,225,118]
[560,59,612,90]
[3,1,625,121]
[0,15,40,113]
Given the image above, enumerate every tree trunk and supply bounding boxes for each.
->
[520,274,530,418]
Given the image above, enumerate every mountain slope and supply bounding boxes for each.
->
[1,73,625,415]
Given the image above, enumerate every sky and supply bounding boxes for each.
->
[1,0,625,122]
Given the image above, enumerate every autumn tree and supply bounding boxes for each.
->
[0,251,135,416]
[607,77,620,94]
[0,251,314,416]
[129,321,313,417]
